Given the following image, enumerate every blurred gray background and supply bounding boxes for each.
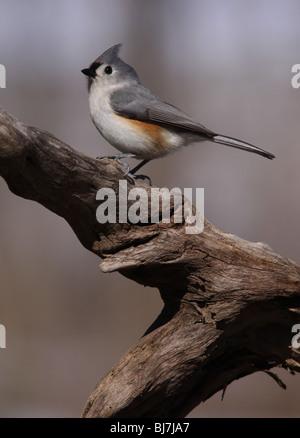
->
[0,0,299,417]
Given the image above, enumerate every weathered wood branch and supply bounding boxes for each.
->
[0,107,300,418]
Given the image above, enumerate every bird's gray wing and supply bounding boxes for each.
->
[110,86,215,137]
[110,86,275,160]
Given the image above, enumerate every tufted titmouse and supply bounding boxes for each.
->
[82,44,274,177]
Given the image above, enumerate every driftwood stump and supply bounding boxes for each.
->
[0,107,300,418]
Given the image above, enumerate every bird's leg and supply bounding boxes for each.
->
[129,159,150,175]
[125,159,152,185]
[96,154,151,185]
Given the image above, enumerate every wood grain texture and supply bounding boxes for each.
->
[0,107,300,418]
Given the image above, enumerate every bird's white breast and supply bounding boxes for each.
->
[88,83,184,159]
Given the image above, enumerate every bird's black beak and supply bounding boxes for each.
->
[81,68,96,78]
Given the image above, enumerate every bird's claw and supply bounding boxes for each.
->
[124,171,152,186]
[97,154,151,185]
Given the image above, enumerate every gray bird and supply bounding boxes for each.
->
[82,44,274,177]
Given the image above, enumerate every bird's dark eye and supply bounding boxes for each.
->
[104,65,112,74]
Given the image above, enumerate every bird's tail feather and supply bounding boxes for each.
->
[213,134,275,159]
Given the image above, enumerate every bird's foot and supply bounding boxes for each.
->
[124,171,152,186]
[96,153,136,173]
[96,154,151,185]
[96,153,136,163]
